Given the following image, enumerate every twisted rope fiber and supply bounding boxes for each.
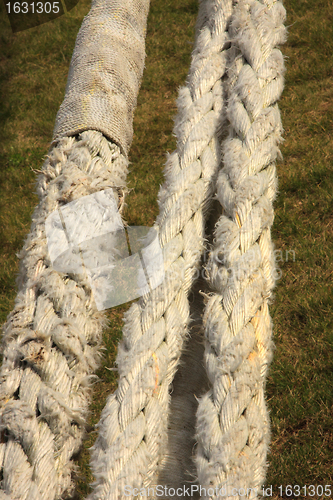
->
[195,0,286,498]
[0,132,129,500]
[0,0,150,496]
[0,0,287,498]
[86,1,236,498]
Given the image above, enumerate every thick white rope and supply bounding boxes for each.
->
[87,1,235,498]
[0,0,150,496]
[0,132,129,500]
[195,0,286,498]
[0,0,287,498]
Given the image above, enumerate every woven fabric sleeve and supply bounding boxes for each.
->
[53,0,150,156]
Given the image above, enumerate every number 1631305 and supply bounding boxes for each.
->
[5,2,60,14]
[277,485,331,497]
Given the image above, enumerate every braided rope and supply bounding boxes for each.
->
[0,0,287,497]
[86,1,235,498]
[195,1,286,498]
[0,132,128,499]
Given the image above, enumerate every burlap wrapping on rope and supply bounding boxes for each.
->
[0,0,150,497]
[53,0,150,156]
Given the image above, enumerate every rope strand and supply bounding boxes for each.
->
[87,1,234,498]
[195,1,286,498]
[0,132,129,499]
[0,1,287,497]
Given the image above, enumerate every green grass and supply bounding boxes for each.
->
[0,0,332,498]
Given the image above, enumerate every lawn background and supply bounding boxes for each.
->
[0,0,332,498]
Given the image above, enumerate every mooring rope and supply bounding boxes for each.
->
[0,132,129,499]
[0,0,150,496]
[87,1,234,498]
[0,0,286,498]
[195,1,286,498]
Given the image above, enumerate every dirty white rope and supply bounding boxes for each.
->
[87,1,234,498]
[0,132,129,500]
[0,0,287,498]
[0,0,151,496]
[195,0,286,498]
